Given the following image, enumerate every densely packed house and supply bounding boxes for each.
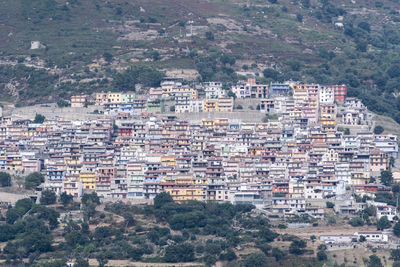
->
[0,79,398,220]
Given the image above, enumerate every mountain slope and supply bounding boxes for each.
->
[1,0,400,122]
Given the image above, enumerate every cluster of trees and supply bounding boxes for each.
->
[112,65,165,92]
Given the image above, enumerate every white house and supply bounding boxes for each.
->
[204,82,224,99]
[319,86,335,104]
[320,234,354,244]
[354,231,388,243]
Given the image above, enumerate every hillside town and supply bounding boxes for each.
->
[1,78,400,249]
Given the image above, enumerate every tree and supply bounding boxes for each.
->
[75,257,89,267]
[374,125,384,134]
[164,243,195,262]
[326,201,334,208]
[289,239,307,255]
[243,252,268,267]
[296,14,303,22]
[388,64,400,78]
[96,252,108,267]
[112,65,164,92]
[0,172,11,187]
[81,192,100,205]
[57,99,69,108]
[228,90,236,99]
[24,172,44,189]
[317,250,328,261]
[271,247,285,261]
[380,170,393,186]
[33,114,45,124]
[391,249,400,261]
[359,235,366,242]
[376,216,391,230]
[123,212,135,228]
[205,31,214,41]
[154,192,173,209]
[394,222,400,237]
[310,235,316,242]
[103,52,113,63]
[368,254,383,267]
[169,105,175,112]
[60,192,73,206]
[263,68,279,80]
[40,190,56,205]
[349,217,364,227]
[81,192,100,221]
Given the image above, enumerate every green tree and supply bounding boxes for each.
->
[271,247,285,261]
[103,52,113,63]
[164,243,195,262]
[33,114,45,124]
[289,239,307,255]
[205,31,215,41]
[263,68,279,80]
[75,257,89,267]
[123,212,135,228]
[349,217,364,227]
[317,250,328,261]
[391,249,400,261]
[393,222,400,237]
[243,252,269,267]
[24,172,44,189]
[376,216,391,230]
[60,192,73,206]
[368,254,383,267]
[154,192,173,209]
[380,170,393,186]
[40,190,56,205]
[96,252,108,267]
[0,172,11,187]
[112,65,164,91]
[374,125,384,134]
[326,201,335,208]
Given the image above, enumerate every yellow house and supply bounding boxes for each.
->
[201,119,214,129]
[161,156,176,167]
[79,172,96,190]
[216,97,233,112]
[351,171,370,185]
[6,155,22,172]
[203,99,218,112]
[106,92,122,103]
[164,185,204,201]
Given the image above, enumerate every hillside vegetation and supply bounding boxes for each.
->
[2,0,400,121]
